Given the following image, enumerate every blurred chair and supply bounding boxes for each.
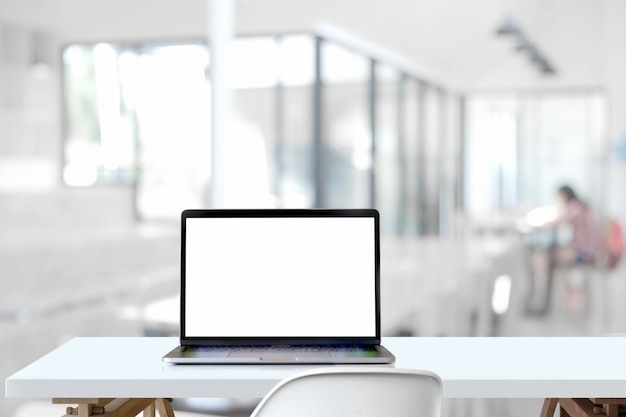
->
[249,367,442,417]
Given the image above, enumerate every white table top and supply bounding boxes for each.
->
[6,337,626,399]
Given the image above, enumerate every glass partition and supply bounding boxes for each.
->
[320,42,371,208]
[517,92,606,209]
[119,44,211,220]
[466,91,607,220]
[375,64,401,234]
[402,77,421,234]
[423,86,441,235]
[63,44,135,186]
[62,32,462,233]
[439,93,463,236]
[276,35,315,208]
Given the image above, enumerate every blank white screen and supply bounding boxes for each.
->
[184,216,376,337]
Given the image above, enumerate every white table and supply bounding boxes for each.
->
[6,337,626,416]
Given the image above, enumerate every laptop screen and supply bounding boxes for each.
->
[181,209,380,345]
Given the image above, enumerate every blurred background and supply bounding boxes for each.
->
[2,0,626,416]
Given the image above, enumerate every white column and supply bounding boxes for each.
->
[209,0,235,208]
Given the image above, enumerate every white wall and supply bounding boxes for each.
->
[604,0,626,224]
[0,0,208,42]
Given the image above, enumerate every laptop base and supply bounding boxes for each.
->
[162,344,395,364]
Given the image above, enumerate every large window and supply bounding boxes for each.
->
[401,77,421,234]
[125,44,212,220]
[62,32,462,234]
[63,44,136,186]
[276,35,316,208]
[63,42,211,220]
[465,91,608,217]
[375,64,402,234]
[321,42,371,209]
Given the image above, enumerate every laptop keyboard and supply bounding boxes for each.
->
[184,344,376,353]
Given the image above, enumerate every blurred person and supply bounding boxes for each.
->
[548,185,601,314]
[554,185,601,263]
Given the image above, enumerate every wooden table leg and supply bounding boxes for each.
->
[590,399,626,417]
[103,398,156,417]
[155,398,175,417]
[540,398,626,417]
[559,398,600,417]
[541,398,559,417]
[605,404,620,417]
[143,401,156,417]
[53,398,175,417]
[54,398,113,416]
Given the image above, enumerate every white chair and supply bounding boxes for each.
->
[249,367,443,417]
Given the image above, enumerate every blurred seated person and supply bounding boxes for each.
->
[549,185,601,313]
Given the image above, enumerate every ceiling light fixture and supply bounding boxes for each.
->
[495,18,556,75]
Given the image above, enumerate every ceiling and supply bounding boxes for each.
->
[0,0,612,91]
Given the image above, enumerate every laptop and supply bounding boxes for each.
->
[162,208,395,364]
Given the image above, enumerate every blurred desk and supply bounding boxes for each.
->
[6,337,626,416]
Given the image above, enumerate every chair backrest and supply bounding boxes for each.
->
[249,367,443,417]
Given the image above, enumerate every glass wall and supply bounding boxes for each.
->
[423,86,441,235]
[401,77,421,234]
[439,92,463,236]
[63,44,135,186]
[124,44,212,220]
[375,64,401,234]
[63,42,211,220]
[227,37,276,208]
[465,91,608,219]
[320,41,371,209]
[276,35,315,208]
[61,33,462,235]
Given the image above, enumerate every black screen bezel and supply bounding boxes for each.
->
[179,208,381,346]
